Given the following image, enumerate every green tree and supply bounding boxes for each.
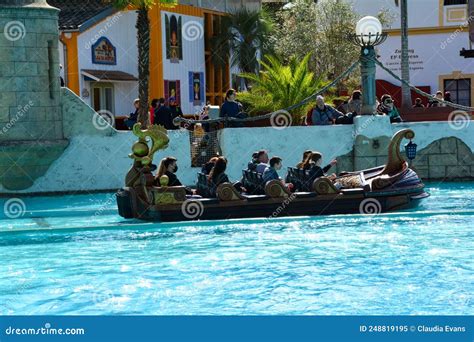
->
[237,54,326,123]
[108,0,176,128]
[210,7,273,89]
[272,0,392,88]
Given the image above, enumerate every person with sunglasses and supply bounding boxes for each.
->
[377,94,402,123]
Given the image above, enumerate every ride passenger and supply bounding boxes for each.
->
[247,152,259,172]
[263,157,294,192]
[208,157,230,196]
[201,156,219,175]
[296,150,312,169]
[302,152,337,183]
[155,156,193,195]
[255,150,270,174]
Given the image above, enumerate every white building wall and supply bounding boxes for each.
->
[76,11,139,117]
[352,0,467,29]
[161,11,206,115]
[376,32,472,90]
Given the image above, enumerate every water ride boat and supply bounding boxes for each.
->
[116,125,429,222]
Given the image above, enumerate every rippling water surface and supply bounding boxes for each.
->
[0,183,473,315]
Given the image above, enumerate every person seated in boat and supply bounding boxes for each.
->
[296,150,312,169]
[201,156,219,175]
[263,157,294,191]
[377,94,402,123]
[208,156,231,196]
[302,152,337,183]
[255,150,270,174]
[155,156,193,195]
[247,151,259,172]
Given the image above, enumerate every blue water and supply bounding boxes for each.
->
[0,183,473,315]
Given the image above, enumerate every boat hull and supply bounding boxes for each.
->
[117,184,428,222]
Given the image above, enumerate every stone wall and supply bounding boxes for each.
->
[412,137,474,180]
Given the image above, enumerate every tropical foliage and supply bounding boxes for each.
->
[237,54,327,123]
[210,7,273,88]
[108,0,177,128]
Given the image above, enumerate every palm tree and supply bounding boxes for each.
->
[109,0,176,128]
[395,0,411,107]
[237,54,326,122]
[210,7,273,90]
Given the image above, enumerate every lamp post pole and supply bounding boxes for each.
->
[360,46,377,115]
[348,16,387,115]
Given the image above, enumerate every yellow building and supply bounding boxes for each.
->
[52,0,260,117]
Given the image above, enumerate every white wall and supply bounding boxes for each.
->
[77,11,139,117]
[376,32,472,91]
[161,11,206,115]
[351,0,466,29]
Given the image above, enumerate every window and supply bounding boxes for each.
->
[444,78,471,106]
[444,0,467,5]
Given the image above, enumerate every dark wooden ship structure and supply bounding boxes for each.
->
[117,125,429,222]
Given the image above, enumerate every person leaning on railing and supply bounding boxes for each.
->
[219,89,247,127]
[377,94,402,123]
[305,95,344,125]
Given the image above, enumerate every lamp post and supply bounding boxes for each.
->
[348,16,387,115]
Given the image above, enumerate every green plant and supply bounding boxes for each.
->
[210,7,273,88]
[237,54,327,123]
[107,0,177,128]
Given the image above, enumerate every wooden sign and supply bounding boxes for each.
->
[92,37,117,65]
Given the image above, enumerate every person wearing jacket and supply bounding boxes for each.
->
[125,99,140,129]
[377,94,402,123]
[306,95,344,125]
[301,151,337,183]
